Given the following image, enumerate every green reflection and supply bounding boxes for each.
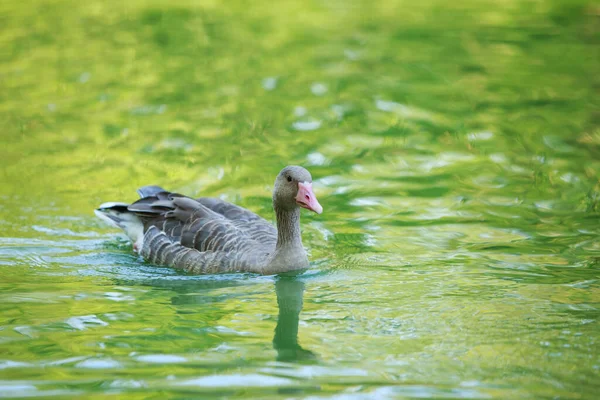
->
[0,0,598,398]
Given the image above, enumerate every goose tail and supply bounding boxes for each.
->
[95,202,145,252]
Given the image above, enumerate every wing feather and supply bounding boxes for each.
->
[196,197,276,245]
[130,188,276,274]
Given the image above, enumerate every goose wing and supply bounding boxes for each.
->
[128,193,272,273]
[196,197,277,246]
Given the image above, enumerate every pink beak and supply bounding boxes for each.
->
[296,182,323,214]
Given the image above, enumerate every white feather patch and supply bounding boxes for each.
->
[95,208,144,252]
[98,202,129,209]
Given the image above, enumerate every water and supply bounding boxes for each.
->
[1,0,599,398]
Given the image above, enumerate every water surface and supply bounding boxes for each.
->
[1,0,599,398]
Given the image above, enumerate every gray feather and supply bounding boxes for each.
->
[137,185,167,198]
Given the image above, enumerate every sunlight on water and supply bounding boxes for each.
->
[1,0,599,398]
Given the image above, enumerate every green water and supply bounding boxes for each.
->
[1,0,599,398]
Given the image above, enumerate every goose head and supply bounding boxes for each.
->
[273,166,323,214]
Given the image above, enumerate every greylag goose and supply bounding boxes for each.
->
[95,166,323,275]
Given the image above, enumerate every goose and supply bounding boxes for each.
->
[94,166,323,275]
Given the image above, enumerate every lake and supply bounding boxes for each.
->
[1,0,599,398]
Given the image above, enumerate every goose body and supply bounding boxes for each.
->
[95,166,323,275]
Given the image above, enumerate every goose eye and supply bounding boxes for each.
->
[287,176,292,182]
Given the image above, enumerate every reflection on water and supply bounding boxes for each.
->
[273,277,315,362]
[149,273,315,362]
[1,0,599,398]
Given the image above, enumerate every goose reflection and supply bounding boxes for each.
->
[273,276,316,362]
[128,273,315,362]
